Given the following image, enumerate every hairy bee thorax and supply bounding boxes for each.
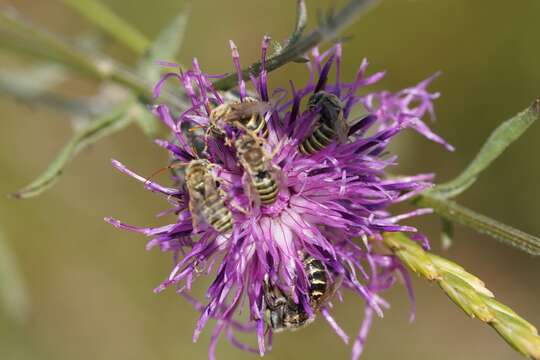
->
[185,160,233,234]
[299,91,348,155]
[235,134,279,205]
[209,97,269,138]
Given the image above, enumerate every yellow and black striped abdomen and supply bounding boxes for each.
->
[253,173,279,204]
[304,256,328,303]
[202,194,233,234]
[299,122,336,155]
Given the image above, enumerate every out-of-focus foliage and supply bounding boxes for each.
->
[0,229,30,324]
[432,101,539,199]
[0,1,539,360]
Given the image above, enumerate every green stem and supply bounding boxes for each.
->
[60,0,150,55]
[383,233,540,360]
[414,193,540,256]
[212,0,380,91]
[0,10,183,109]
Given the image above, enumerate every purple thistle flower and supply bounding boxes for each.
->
[106,36,451,360]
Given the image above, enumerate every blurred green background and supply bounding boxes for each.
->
[1,0,539,359]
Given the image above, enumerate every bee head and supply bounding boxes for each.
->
[308,91,343,111]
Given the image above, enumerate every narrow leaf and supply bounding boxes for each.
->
[416,194,540,256]
[212,0,380,91]
[138,8,189,82]
[287,0,308,47]
[12,100,134,199]
[0,229,30,324]
[432,100,540,198]
[0,65,97,114]
[133,104,160,137]
[0,64,66,97]
[60,0,150,55]
[135,8,189,136]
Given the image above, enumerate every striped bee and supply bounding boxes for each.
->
[302,253,330,305]
[263,253,339,332]
[235,133,279,205]
[299,91,348,155]
[209,97,270,139]
[185,160,233,234]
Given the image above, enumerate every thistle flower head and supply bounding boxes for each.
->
[106,36,451,359]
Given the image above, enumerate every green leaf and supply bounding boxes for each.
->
[12,100,135,199]
[60,0,150,55]
[135,8,189,136]
[431,100,540,198]
[287,0,308,47]
[415,194,540,256]
[138,8,189,82]
[0,64,98,114]
[0,229,30,324]
[0,64,66,97]
[133,103,160,137]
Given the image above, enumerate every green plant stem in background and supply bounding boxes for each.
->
[0,229,30,325]
[414,193,540,256]
[383,233,540,360]
[417,100,540,256]
[11,99,137,199]
[212,0,380,90]
[60,0,150,55]
[430,100,540,199]
[0,10,183,110]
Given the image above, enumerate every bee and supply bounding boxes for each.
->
[263,277,313,332]
[209,97,270,138]
[185,160,233,234]
[302,253,330,305]
[234,133,279,205]
[263,253,340,332]
[299,91,348,155]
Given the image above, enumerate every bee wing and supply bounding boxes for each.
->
[227,101,270,120]
[187,189,205,232]
[333,110,350,143]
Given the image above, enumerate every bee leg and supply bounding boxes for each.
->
[229,202,249,215]
[233,120,262,142]
[189,201,200,233]
[267,138,286,161]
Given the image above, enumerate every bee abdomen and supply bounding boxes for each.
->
[203,198,233,234]
[299,123,336,155]
[304,257,328,302]
[254,176,279,204]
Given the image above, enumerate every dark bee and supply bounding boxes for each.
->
[299,91,348,155]
[209,97,270,138]
[185,160,233,234]
[302,253,329,305]
[263,253,339,332]
[235,133,279,205]
[263,277,313,332]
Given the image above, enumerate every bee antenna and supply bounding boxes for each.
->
[190,145,200,159]
[144,162,189,185]
[188,125,204,132]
